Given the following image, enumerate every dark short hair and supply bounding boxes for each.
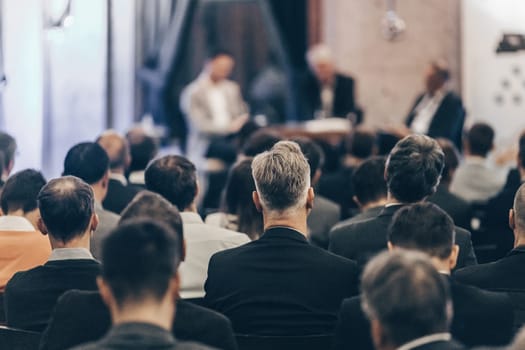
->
[352,157,387,206]
[386,135,444,202]
[346,129,377,159]
[292,137,325,180]
[388,203,455,259]
[1,169,46,214]
[38,176,94,243]
[361,250,451,347]
[467,123,494,157]
[242,129,282,157]
[430,61,450,82]
[145,155,197,210]
[436,138,460,184]
[126,129,158,172]
[101,219,180,307]
[120,191,184,259]
[0,132,16,170]
[63,142,109,185]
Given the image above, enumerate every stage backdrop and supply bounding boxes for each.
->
[462,0,525,150]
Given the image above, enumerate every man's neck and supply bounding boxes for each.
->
[111,300,174,331]
[91,184,106,204]
[263,211,308,237]
[514,233,525,248]
[361,198,388,211]
[50,232,91,250]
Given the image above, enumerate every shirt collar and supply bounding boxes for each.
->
[106,322,175,346]
[0,216,35,231]
[180,212,204,224]
[48,248,95,261]
[396,333,452,350]
[128,171,145,185]
[109,173,128,186]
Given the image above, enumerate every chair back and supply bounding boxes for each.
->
[0,326,41,350]
[235,334,333,350]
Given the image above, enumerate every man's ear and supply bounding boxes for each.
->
[306,187,315,210]
[387,241,394,252]
[102,170,110,188]
[510,208,516,231]
[448,244,459,270]
[370,319,389,350]
[252,191,263,212]
[37,217,48,236]
[90,213,99,233]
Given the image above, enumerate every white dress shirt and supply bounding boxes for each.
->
[0,216,35,231]
[397,333,452,350]
[410,90,446,134]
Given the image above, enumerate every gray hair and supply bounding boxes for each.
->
[251,141,310,212]
[306,44,333,68]
[361,250,452,347]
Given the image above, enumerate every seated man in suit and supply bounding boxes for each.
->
[126,126,158,187]
[455,182,525,331]
[0,169,51,291]
[145,155,250,299]
[329,134,477,269]
[450,123,507,203]
[300,44,361,123]
[63,142,120,259]
[40,191,235,350]
[4,176,100,332]
[97,130,141,214]
[205,141,359,335]
[359,250,467,350]
[333,203,514,350]
[293,137,341,249]
[69,219,212,350]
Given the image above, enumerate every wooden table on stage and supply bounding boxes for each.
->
[269,118,352,146]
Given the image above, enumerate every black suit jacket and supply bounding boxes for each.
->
[204,227,359,336]
[332,277,513,350]
[405,92,465,151]
[328,205,477,270]
[102,179,141,214]
[39,290,236,350]
[300,73,361,123]
[429,184,472,230]
[4,259,100,332]
[455,246,525,331]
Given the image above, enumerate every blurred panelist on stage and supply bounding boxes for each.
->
[180,49,248,168]
[300,44,362,124]
[389,61,466,151]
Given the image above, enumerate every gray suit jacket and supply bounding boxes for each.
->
[92,203,120,260]
[308,195,341,249]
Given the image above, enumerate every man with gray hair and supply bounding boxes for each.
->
[361,250,466,350]
[204,141,358,335]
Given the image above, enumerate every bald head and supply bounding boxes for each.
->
[97,130,130,172]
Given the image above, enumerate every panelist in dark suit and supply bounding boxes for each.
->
[332,203,514,350]
[359,250,467,350]
[405,61,465,151]
[329,135,477,269]
[300,44,361,123]
[204,141,358,336]
[455,183,525,331]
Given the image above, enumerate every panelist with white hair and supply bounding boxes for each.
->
[204,140,359,336]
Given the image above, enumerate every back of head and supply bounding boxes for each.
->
[346,128,378,159]
[436,138,460,184]
[467,123,494,157]
[352,157,387,206]
[513,183,525,233]
[388,202,455,260]
[126,127,158,172]
[252,141,310,212]
[361,250,451,348]
[1,169,46,214]
[120,191,184,258]
[242,129,282,157]
[0,131,16,173]
[292,137,325,180]
[144,155,197,211]
[96,130,130,171]
[101,219,180,307]
[386,135,444,203]
[38,176,94,243]
[63,142,109,185]
[306,44,333,69]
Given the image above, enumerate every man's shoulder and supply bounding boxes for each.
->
[314,195,340,213]
[191,223,251,245]
[177,340,217,350]
[331,215,386,240]
[5,264,46,287]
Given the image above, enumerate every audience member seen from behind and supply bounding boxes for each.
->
[69,220,213,350]
[205,158,262,240]
[97,130,140,214]
[450,123,506,203]
[0,131,16,185]
[145,155,249,299]
[0,169,50,291]
[63,142,120,260]
[4,176,100,332]
[360,250,467,350]
[293,137,341,249]
[126,127,158,186]
[205,141,359,335]
[329,134,477,269]
[428,138,471,229]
